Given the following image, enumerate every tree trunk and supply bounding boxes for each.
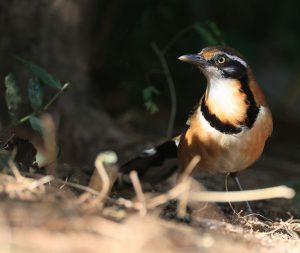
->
[0,0,130,167]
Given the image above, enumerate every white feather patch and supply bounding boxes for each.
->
[206,77,243,117]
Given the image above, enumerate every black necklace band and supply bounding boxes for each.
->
[200,75,259,134]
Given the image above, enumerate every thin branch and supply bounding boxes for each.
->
[147,181,294,210]
[189,185,295,203]
[152,42,177,138]
[43,83,69,111]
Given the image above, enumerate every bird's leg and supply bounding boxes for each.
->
[230,172,253,214]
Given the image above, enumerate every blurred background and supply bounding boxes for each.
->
[0,0,299,170]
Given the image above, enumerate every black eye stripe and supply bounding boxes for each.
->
[224,60,245,68]
[221,61,247,79]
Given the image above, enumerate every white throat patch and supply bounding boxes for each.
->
[206,77,245,118]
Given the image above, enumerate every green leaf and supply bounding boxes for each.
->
[29,116,43,134]
[4,73,22,123]
[15,56,61,90]
[0,149,10,170]
[149,104,159,114]
[142,85,160,114]
[142,86,160,100]
[144,100,159,114]
[194,23,218,45]
[28,78,44,111]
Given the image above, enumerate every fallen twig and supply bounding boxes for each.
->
[188,185,295,202]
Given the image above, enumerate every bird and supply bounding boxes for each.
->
[119,46,273,212]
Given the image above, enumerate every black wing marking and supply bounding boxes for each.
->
[119,137,180,184]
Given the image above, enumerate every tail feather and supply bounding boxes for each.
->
[119,136,180,184]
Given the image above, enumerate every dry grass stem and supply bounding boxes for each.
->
[177,178,191,218]
[94,152,114,201]
[59,179,101,195]
[28,175,53,190]
[21,171,102,196]
[0,172,52,200]
[232,212,300,240]
[89,151,118,193]
[177,155,201,217]
[114,197,135,209]
[8,160,23,181]
[129,170,147,216]
[147,180,188,209]
[180,155,201,180]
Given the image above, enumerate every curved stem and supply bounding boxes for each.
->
[152,42,177,138]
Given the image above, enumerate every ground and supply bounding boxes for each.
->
[0,119,299,253]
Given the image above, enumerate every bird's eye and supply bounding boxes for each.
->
[217,56,226,64]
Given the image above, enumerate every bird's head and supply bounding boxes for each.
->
[179,46,248,80]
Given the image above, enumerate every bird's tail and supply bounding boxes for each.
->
[119,135,181,185]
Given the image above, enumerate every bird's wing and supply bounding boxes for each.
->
[119,135,181,185]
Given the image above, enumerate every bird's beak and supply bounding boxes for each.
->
[178,54,206,68]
